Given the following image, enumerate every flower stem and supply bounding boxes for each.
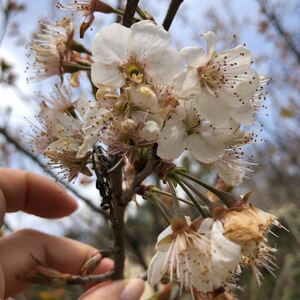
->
[136,6,148,19]
[167,179,182,217]
[176,170,237,208]
[147,194,172,225]
[151,188,194,207]
[173,175,207,217]
[175,175,217,213]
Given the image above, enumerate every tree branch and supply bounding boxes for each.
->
[109,156,126,279]
[259,2,300,64]
[122,0,140,27]
[0,127,108,218]
[67,270,115,285]
[162,0,184,31]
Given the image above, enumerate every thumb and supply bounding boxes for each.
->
[80,278,145,300]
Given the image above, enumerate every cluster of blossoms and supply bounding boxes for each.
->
[27,10,279,299]
[30,20,268,185]
[147,199,281,298]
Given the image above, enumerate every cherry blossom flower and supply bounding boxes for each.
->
[176,31,261,125]
[57,0,115,37]
[214,130,254,186]
[38,85,76,113]
[157,99,234,163]
[77,84,164,158]
[147,217,210,296]
[221,202,283,283]
[32,100,91,181]
[91,20,182,88]
[148,217,241,297]
[27,18,75,81]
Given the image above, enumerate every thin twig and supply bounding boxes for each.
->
[162,0,184,31]
[259,2,300,64]
[67,270,114,285]
[0,127,108,218]
[109,155,126,279]
[175,177,207,217]
[122,0,140,27]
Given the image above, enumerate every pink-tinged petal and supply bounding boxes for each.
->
[92,23,130,64]
[91,62,125,88]
[197,93,231,125]
[130,20,170,60]
[181,47,207,67]
[157,118,186,160]
[185,133,225,164]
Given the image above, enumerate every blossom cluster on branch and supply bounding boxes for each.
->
[24,2,281,299]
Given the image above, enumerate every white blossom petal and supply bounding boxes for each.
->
[157,117,186,160]
[139,120,160,141]
[181,47,207,67]
[126,85,159,113]
[174,69,200,98]
[209,221,241,288]
[215,158,246,187]
[185,133,225,163]
[92,23,130,64]
[91,62,125,88]
[230,103,255,125]
[145,48,182,85]
[130,20,170,59]
[197,93,231,125]
[203,31,217,59]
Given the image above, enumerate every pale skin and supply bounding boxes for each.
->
[0,168,144,300]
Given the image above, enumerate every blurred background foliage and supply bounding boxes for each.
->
[1,0,300,299]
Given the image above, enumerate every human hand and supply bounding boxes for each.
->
[0,168,144,299]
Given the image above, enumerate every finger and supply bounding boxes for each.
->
[0,229,113,298]
[80,278,145,300]
[0,168,77,224]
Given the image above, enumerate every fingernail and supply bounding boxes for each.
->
[120,278,145,300]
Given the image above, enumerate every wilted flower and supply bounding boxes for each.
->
[38,84,76,113]
[57,0,115,38]
[91,20,182,88]
[31,100,92,181]
[27,18,75,81]
[223,204,279,254]
[221,201,282,283]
